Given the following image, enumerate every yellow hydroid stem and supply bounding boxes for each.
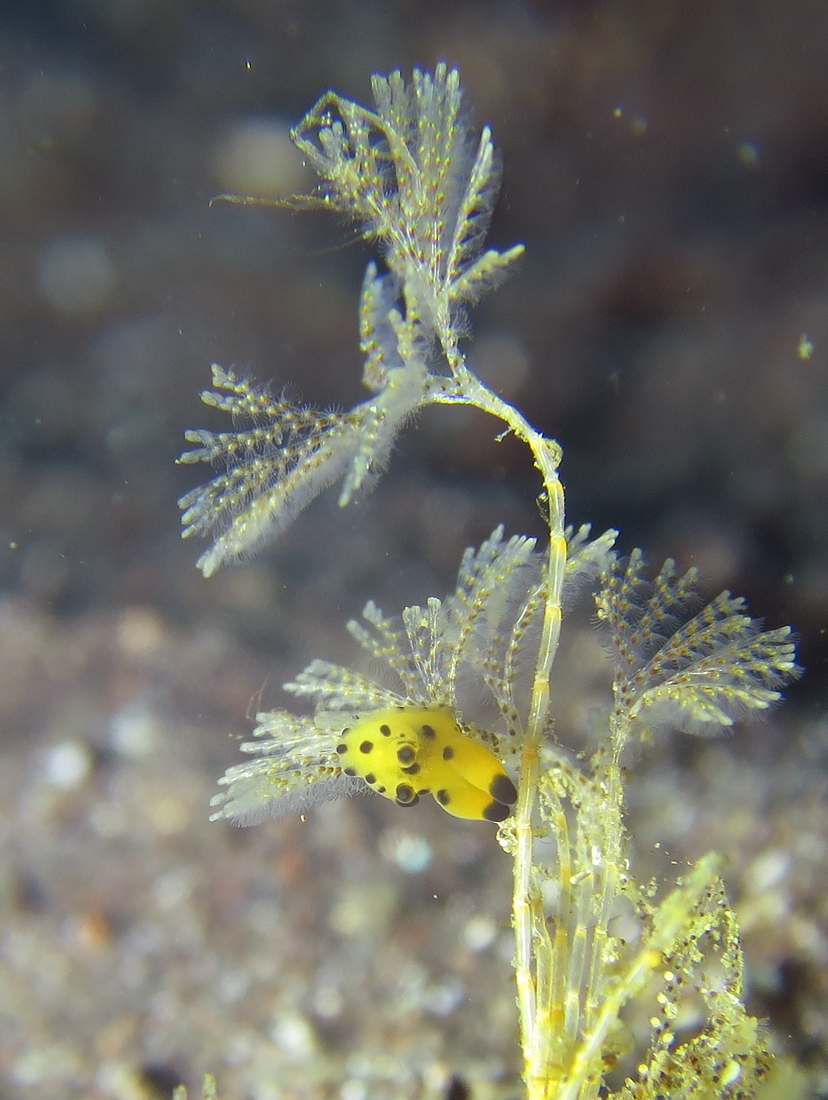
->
[517,468,566,1096]
[432,350,567,1095]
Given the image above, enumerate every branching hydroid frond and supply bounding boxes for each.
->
[208,709,363,825]
[596,551,801,739]
[178,361,430,575]
[179,366,352,576]
[613,858,774,1100]
[292,63,524,329]
[180,66,529,573]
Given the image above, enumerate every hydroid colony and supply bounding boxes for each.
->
[179,65,801,1100]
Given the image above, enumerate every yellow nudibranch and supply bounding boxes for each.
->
[336,707,517,822]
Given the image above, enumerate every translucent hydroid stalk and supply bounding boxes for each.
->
[433,355,567,1093]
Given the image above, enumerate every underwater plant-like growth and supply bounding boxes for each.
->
[179,65,801,1100]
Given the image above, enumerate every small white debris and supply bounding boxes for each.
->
[382,830,433,873]
[43,740,92,790]
[462,913,497,952]
[108,704,158,758]
[270,1011,317,1058]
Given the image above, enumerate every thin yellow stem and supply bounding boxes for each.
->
[429,349,566,1099]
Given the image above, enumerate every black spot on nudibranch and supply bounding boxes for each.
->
[379,724,391,736]
[402,763,421,776]
[489,773,518,806]
[395,783,417,805]
[359,740,373,754]
[442,745,454,761]
[396,745,416,765]
[344,767,357,777]
[365,773,376,785]
[483,800,511,822]
[436,789,451,806]
[335,743,348,755]
[420,724,436,739]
